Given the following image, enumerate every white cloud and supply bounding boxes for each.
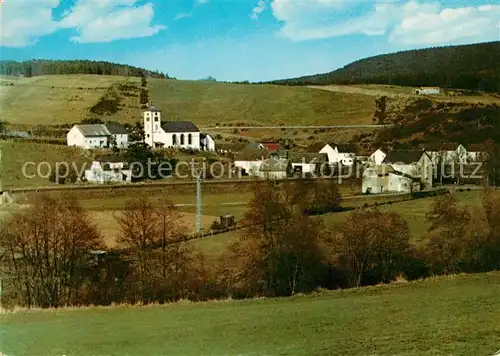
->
[271,0,500,45]
[60,0,165,43]
[0,0,165,47]
[250,0,267,20]
[174,12,192,20]
[0,0,61,47]
[390,4,500,45]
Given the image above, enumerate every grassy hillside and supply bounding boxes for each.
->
[273,41,500,92]
[0,140,92,188]
[0,75,142,126]
[147,78,375,126]
[3,272,500,355]
[0,74,375,127]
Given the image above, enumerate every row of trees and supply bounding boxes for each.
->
[0,60,168,79]
[2,181,500,308]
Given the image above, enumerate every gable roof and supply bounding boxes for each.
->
[307,142,327,153]
[288,152,328,164]
[161,121,200,133]
[336,143,358,153]
[105,122,128,135]
[464,143,485,152]
[76,124,111,137]
[234,148,269,161]
[383,149,427,164]
[261,142,280,152]
[260,158,291,172]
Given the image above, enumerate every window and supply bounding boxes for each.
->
[188,133,192,145]
[147,134,150,138]
[180,134,185,145]
[154,117,159,122]
[146,117,150,122]
[172,134,177,145]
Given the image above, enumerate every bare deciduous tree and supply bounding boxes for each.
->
[0,194,103,308]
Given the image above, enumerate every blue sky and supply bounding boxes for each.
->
[0,0,499,81]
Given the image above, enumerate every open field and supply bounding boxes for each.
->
[0,140,92,188]
[2,272,500,355]
[189,190,486,257]
[147,78,376,126]
[0,75,142,126]
[0,75,376,128]
[309,84,500,105]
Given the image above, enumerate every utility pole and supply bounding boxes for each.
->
[195,163,203,234]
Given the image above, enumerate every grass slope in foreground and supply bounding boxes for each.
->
[2,272,500,356]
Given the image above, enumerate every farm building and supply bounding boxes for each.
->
[234,147,269,176]
[310,142,357,166]
[426,143,486,164]
[288,152,328,175]
[143,106,214,151]
[259,158,293,180]
[67,123,129,149]
[368,148,387,165]
[382,149,433,189]
[413,87,441,95]
[362,164,420,194]
[84,155,132,184]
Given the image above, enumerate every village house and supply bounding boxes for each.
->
[368,148,387,165]
[413,87,441,95]
[143,106,215,151]
[67,122,129,149]
[84,155,132,184]
[288,152,328,175]
[233,147,269,176]
[427,143,486,164]
[310,142,356,166]
[258,158,293,180]
[382,149,433,189]
[362,164,420,194]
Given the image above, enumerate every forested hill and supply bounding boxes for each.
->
[271,42,500,92]
[0,60,168,79]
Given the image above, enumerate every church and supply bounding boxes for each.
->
[143,106,215,151]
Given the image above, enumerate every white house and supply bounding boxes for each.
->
[200,133,216,152]
[413,87,441,95]
[67,124,110,149]
[318,143,356,166]
[106,122,129,148]
[234,147,269,176]
[84,155,132,184]
[289,152,328,174]
[368,148,387,165]
[362,164,420,194]
[383,149,433,189]
[427,143,486,164]
[67,123,129,149]
[143,106,214,151]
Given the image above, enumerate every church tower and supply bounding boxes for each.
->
[143,105,162,147]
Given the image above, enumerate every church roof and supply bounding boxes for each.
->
[161,121,200,133]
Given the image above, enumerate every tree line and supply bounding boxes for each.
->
[2,181,500,308]
[0,60,168,79]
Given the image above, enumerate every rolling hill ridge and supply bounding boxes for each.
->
[272,41,500,92]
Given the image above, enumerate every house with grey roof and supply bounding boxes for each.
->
[67,122,129,149]
[382,149,433,189]
[258,158,293,180]
[143,106,215,151]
